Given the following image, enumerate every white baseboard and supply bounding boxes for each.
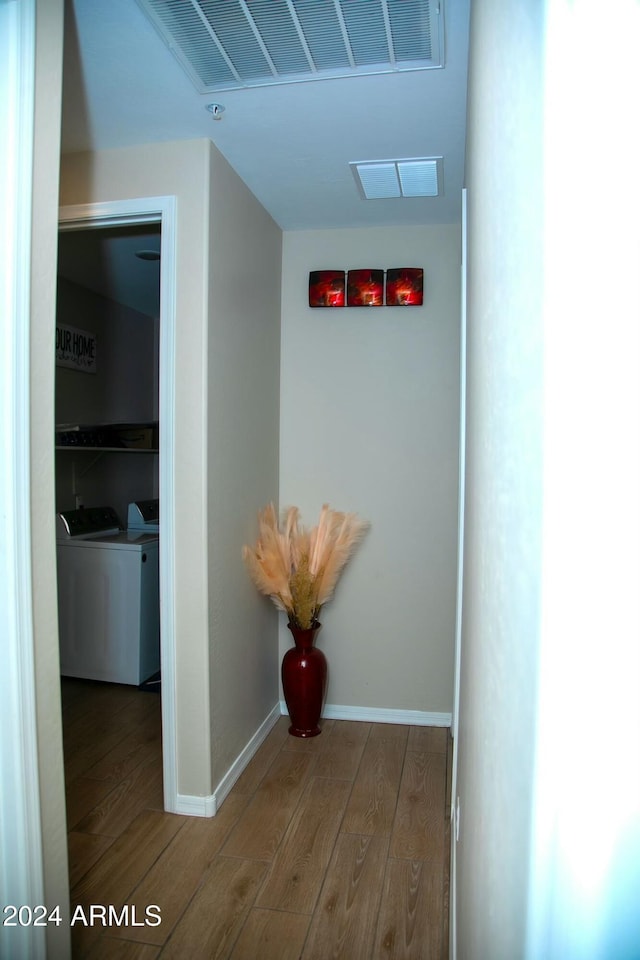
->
[280,700,452,727]
[175,703,281,818]
[214,703,281,808]
[174,792,217,818]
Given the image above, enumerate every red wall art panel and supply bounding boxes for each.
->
[308,270,346,307]
[346,269,384,307]
[385,268,424,306]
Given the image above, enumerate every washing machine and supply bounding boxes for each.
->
[56,506,160,685]
[127,498,159,533]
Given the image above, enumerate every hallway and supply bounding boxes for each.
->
[63,679,452,959]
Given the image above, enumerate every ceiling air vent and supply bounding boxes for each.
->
[136,0,444,93]
[351,158,443,200]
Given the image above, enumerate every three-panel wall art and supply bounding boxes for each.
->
[309,268,423,308]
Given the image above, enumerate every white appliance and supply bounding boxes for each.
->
[127,498,159,533]
[56,506,160,685]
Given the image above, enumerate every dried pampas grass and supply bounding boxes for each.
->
[243,503,369,629]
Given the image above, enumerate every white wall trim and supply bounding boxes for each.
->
[213,704,281,808]
[0,1,46,956]
[449,185,468,960]
[176,703,281,817]
[280,701,452,727]
[58,196,179,815]
[175,792,217,819]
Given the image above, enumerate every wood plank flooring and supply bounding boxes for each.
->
[62,678,452,959]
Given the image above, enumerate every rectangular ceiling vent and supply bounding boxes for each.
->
[136,0,444,93]
[351,157,443,200]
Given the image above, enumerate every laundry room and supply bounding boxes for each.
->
[55,223,161,524]
[55,223,162,687]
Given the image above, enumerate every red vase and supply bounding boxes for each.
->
[282,621,327,737]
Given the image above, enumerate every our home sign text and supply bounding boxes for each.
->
[56,324,97,374]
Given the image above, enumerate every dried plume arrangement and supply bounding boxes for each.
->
[242,503,370,630]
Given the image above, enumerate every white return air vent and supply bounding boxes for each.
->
[351,157,443,199]
[136,0,444,93]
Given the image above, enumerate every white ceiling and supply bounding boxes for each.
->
[58,223,162,318]
[61,0,471,233]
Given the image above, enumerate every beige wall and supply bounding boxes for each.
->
[60,140,215,797]
[280,225,461,714]
[206,144,282,787]
[59,139,283,800]
[31,0,70,955]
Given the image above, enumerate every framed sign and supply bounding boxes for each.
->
[55,324,97,374]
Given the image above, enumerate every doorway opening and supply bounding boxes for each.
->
[57,196,178,813]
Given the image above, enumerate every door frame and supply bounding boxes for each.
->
[58,196,178,813]
[449,186,468,960]
[1,0,47,955]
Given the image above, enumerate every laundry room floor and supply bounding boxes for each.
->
[62,678,452,959]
